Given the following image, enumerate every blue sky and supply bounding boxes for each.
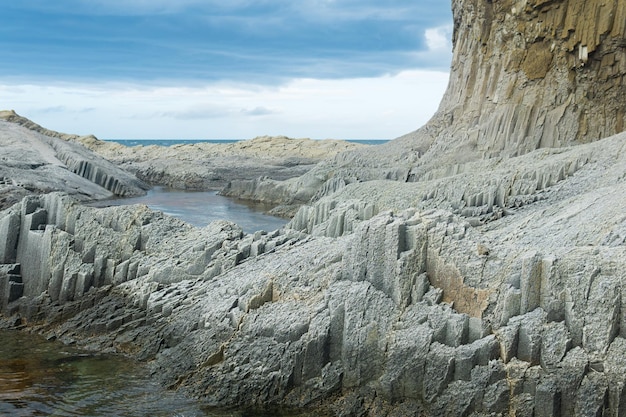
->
[0,1,453,139]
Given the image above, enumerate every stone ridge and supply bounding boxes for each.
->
[0,110,364,193]
[103,135,363,192]
[0,110,88,142]
[0,110,363,161]
[76,135,365,162]
[0,118,149,209]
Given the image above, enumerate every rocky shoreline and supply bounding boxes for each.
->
[2,128,625,416]
[2,0,626,416]
[0,108,364,195]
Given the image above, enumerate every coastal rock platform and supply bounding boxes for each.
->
[2,0,626,415]
[0,110,364,194]
[0,126,625,416]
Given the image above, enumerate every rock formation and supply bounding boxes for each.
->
[2,130,626,415]
[79,134,364,194]
[0,111,149,210]
[221,0,626,208]
[1,0,626,416]
[0,110,364,194]
[438,0,626,155]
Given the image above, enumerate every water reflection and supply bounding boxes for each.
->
[0,330,323,416]
[89,187,288,234]
[0,330,213,417]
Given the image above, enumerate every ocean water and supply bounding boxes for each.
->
[90,187,289,234]
[105,138,389,147]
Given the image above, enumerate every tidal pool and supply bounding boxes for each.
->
[89,187,289,234]
[0,330,216,416]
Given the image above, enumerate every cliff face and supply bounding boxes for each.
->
[226,0,626,206]
[437,0,626,157]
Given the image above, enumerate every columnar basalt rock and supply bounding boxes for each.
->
[438,0,626,157]
[1,182,624,416]
[218,0,626,207]
[0,114,149,210]
[2,1,626,416]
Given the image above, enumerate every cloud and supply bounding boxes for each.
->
[0,70,449,139]
[1,1,453,83]
[424,25,453,52]
[0,3,452,141]
[241,107,279,116]
[30,105,96,115]
[150,103,279,120]
[41,0,447,22]
[37,105,68,114]
[158,105,232,120]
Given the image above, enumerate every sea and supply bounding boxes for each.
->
[105,138,389,147]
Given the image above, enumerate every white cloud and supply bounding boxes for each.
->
[0,70,449,139]
[424,25,453,52]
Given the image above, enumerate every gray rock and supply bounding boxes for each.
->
[557,347,589,417]
[540,321,571,369]
[423,342,456,403]
[0,114,148,209]
[516,309,547,365]
[574,373,609,417]
[582,274,621,354]
[482,379,510,414]
[534,377,561,417]
[379,324,432,401]
[3,0,626,414]
[495,323,519,364]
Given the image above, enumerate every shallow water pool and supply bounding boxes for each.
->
[0,330,321,417]
[0,330,219,417]
[89,187,289,234]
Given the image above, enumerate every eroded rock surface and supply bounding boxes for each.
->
[1,129,626,414]
[0,110,364,194]
[2,1,626,416]
[0,111,149,210]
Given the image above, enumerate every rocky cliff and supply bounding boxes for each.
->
[223,0,626,207]
[438,0,626,156]
[1,1,626,416]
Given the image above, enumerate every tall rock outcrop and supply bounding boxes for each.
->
[226,0,626,206]
[0,111,149,209]
[436,0,626,158]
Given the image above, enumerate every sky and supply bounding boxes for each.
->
[0,1,453,139]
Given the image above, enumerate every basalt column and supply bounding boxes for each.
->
[432,0,626,158]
